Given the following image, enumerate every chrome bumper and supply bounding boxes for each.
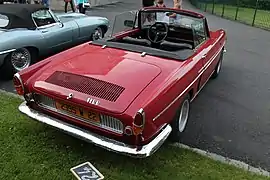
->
[18,102,172,158]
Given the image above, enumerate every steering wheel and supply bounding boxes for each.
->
[147,22,169,44]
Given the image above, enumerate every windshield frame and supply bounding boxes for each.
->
[138,8,207,29]
[110,8,209,37]
[110,10,138,37]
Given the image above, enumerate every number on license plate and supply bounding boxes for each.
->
[55,101,100,123]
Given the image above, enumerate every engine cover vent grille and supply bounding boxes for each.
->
[45,71,125,102]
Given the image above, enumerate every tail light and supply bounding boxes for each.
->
[132,108,145,136]
[13,73,24,96]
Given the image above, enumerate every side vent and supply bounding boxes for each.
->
[45,71,125,102]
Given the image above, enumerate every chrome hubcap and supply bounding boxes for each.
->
[178,99,189,132]
[92,28,103,40]
[11,48,31,72]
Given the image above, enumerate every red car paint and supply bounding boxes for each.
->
[16,9,226,147]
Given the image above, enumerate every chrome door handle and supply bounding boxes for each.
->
[202,54,207,58]
[41,30,48,33]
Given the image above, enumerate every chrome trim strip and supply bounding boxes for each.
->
[49,9,62,24]
[19,101,172,158]
[0,49,16,55]
[153,43,225,121]
[190,69,215,102]
[37,23,59,30]
[31,14,38,29]
[198,46,227,74]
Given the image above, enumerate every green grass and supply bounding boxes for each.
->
[197,3,270,30]
[0,92,269,180]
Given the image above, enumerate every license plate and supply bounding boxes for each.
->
[55,101,100,123]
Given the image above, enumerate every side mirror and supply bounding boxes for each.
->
[124,20,134,28]
[56,21,64,28]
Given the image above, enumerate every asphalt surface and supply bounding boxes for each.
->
[1,0,270,171]
[176,0,270,170]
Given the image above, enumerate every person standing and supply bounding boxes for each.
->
[42,0,49,8]
[76,0,90,14]
[64,0,75,13]
[156,0,166,7]
[169,1,181,18]
[173,0,182,9]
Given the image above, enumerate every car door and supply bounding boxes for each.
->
[73,17,96,41]
[32,10,73,51]
[192,19,216,89]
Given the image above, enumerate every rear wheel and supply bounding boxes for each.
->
[91,27,104,41]
[170,94,191,142]
[211,47,224,79]
[0,48,36,80]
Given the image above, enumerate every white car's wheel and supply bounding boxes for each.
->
[170,94,191,141]
[92,27,104,40]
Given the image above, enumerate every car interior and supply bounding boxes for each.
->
[106,11,206,53]
[32,10,56,27]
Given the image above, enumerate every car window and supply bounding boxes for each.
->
[32,10,56,27]
[192,19,207,47]
[141,12,201,28]
[111,10,137,36]
[0,14,9,28]
[141,11,207,48]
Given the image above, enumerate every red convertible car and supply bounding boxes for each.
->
[14,7,226,158]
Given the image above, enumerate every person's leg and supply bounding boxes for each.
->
[65,2,68,13]
[46,0,50,8]
[173,0,182,9]
[82,6,86,14]
[78,3,83,13]
[70,1,75,12]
